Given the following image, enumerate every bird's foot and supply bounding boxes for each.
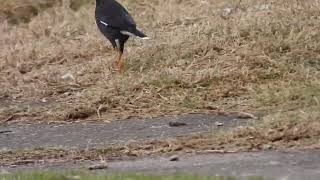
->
[114,61,124,73]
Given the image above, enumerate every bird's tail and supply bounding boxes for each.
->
[133,29,148,39]
[123,28,149,39]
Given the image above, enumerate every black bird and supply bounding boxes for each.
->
[95,0,148,71]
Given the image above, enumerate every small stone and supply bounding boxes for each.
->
[215,122,224,126]
[168,121,187,127]
[88,163,108,170]
[262,144,273,150]
[223,7,233,15]
[169,155,179,161]
[61,72,75,81]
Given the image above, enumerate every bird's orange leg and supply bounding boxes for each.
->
[115,51,124,72]
[113,48,119,67]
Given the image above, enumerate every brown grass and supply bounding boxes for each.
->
[1,0,320,166]
[0,0,319,125]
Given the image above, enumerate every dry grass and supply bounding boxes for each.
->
[1,0,320,166]
[0,0,319,125]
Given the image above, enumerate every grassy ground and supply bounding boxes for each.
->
[0,0,318,122]
[0,0,319,161]
[0,171,266,180]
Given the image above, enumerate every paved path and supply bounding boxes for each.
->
[3,150,320,180]
[1,114,320,179]
[106,150,320,180]
[0,113,250,150]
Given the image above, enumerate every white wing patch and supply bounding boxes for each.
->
[120,30,150,40]
[99,20,108,26]
[120,31,135,36]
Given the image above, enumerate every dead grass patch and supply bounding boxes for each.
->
[0,0,92,24]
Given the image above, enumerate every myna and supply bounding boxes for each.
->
[95,0,148,71]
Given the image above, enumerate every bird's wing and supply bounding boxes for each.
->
[97,3,136,30]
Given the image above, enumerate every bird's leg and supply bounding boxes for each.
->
[116,51,124,72]
[113,49,124,72]
[113,48,119,67]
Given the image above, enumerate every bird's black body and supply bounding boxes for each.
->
[95,0,147,53]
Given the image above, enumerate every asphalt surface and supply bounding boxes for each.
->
[3,150,320,180]
[1,113,319,180]
[0,113,250,150]
[105,150,320,180]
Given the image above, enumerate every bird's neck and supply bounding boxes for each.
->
[96,0,103,6]
[96,0,116,6]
